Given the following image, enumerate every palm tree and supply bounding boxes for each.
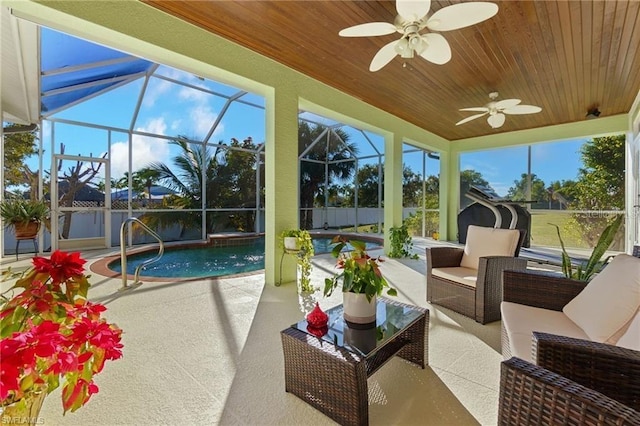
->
[145,136,261,235]
[133,167,161,200]
[299,121,358,229]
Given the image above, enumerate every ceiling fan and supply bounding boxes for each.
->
[456,92,542,129]
[339,0,499,72]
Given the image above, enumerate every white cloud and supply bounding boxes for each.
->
[189,105,221,137]
[109,118,171,179]
[179,85,208,103]
[143,78,172,107]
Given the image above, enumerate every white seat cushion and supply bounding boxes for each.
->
[501,301,589,363]
[563,254,640,343]
[616,311,640,351]
[460,225,520,270]
[432,266,478,287]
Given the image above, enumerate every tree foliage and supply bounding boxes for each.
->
[355,164,381,207]
[573,135,625,211]
[460,169,491,209]
[569,134,625,249]
[506,173,548,206]
[2,125,38,189]
[147,136,262,233]
[299,121,358,228]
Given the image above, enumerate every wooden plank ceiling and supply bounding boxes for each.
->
[144,0,640,141]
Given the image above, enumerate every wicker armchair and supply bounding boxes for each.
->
[499,357,640,425]
[501,269,640,412]
[426,226,526,324]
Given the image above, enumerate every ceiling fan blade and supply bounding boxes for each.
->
[396,0,431,22]
[339,22,398,37]
[502,105,542,115]
[456,112,487,126]
[487,113,506,128]
[426,2,498,32]
[369,40,399,72]
[418,33,451,64]
[459,107,489,112]
[494,99,521,109]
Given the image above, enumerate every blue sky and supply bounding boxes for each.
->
[32,29,592,198]
[460,139,587,196]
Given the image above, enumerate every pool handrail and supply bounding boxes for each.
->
[119,217,165,290]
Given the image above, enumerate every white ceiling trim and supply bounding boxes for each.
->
[1,6,39,124]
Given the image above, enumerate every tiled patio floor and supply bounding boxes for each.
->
[2,238,516,425]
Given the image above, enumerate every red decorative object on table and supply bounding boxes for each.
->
[306,302,328,337]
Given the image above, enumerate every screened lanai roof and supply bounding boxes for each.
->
[2,8,155,124]
[40,28,155,116]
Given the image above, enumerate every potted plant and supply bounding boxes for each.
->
[323,236,397,325]
[0,197,48,238]
[550,214,623,281]
[0,251,123,423]
[279,229,314,292]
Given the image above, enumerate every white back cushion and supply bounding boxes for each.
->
[616,310,640,351]
[460,225,521,270]
[563,254,640,343]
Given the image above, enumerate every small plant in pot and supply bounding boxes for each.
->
[0,197,48,238]
[323,236,397,325]
[279,229,314,292]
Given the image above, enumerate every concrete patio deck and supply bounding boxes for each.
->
[2,238,513,425]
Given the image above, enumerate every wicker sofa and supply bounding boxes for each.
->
[499,357,640,425]
[500,254,640,414]
[426,225,526,324]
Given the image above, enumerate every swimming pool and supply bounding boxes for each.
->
[107,236,382,279]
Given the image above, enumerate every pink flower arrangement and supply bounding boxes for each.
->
[0,251,123,413]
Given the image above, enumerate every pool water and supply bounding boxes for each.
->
[110,236,381,279]
[110,240,265,279]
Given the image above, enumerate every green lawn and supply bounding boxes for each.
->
[339,211,592,250]
[529,211,587,249]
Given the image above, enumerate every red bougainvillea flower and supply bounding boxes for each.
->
[32,250,86,283]
[73,302,107,320]
[1,250,123,413]
[0,361,20,400]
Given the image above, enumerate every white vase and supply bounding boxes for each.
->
[284,237,299,251]
[343,292,376,325]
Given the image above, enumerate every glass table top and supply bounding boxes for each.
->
[293,298,424,356]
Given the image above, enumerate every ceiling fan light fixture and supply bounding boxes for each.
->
[394,37,410,55]
[456,92,542,128]
[408,33,422,49]
[339,0,499,71]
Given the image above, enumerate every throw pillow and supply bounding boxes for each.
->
[563,254,640,343]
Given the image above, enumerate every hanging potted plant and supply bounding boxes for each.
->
[279,229,315,292]
[388,223,419,259]
[0,251,124,424]
[323,236,397,325]
[0,197,48,238]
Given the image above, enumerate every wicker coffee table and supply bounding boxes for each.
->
[280,297,429,426]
